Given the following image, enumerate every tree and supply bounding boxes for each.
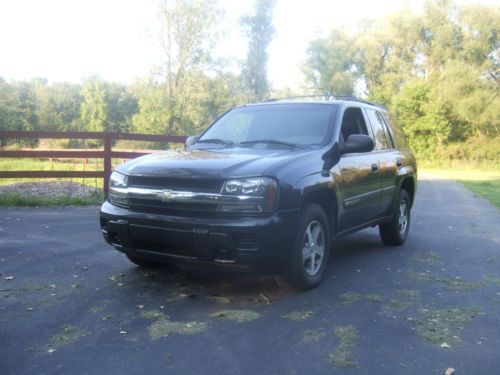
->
[80,77,109,134]
[157,0,220,133]
[240,0,276,101]
[303,29,358,97]
[355,9,421,104]
[131,78,169,135]
[107,83,138,134]
[392,80,451,157]
[35,81,82,132]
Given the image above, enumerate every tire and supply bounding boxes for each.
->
[126,253,163,268]
[275,203,330,291]
[379,189,411,246]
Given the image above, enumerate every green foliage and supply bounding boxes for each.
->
[240,0,276,101]
[131,79,169,135]
[80,77,110,141]
[0,192,102,207]
[304,29,358,96]
[392,80,451,156]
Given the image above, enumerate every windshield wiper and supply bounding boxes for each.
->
[239,139,299,148]
[196,138,234,146]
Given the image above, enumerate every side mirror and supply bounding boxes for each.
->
[340,134,374,155]
[185,135,199,147]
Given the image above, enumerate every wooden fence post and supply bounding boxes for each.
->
[103,133,112,198]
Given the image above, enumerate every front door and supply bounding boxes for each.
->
[336,107,380,231]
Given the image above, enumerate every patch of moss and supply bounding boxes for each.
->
[365,294,384,302]
[329,325,358,368]
[441,277,484,291]
[387,299,412,310]
[45,325,87,352]
[484,275,500,285]
[397,289,420,300]
[415,307,481,347]
[210,309,261,322]
[141,309,207,339]
[141,310,165,320]
[283,310,314,321]
[90,306,103,314]
[341,292,362,304]
[149,319,207,340]
[413,252,442,265]
[341,292,383,304]
[407,272,436,282]
[208,296,232,304]
[302,329,326,343]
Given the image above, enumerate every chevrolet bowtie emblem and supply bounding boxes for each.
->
[158,189,175,202]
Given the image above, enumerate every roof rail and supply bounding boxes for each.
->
[264,95,387,109]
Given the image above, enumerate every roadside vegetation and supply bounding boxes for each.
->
[0,0,498,207]
[0,192,102,207]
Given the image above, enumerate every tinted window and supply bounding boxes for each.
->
[381,112,409,149]
[199,104,337,146]
[366,109,391,150]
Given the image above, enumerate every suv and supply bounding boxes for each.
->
[100,97,417,290]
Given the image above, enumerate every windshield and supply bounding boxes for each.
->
[197,104,337,147]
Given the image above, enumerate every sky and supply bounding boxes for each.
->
[0,0,497,89]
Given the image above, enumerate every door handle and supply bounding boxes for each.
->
[371,163,379,172]
[396,159,402,167]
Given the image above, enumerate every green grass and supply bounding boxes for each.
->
[421,169,500,208]
[0,191,103,207]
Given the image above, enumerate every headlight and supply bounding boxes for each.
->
[109,171,128,206]
[219,177,277,213]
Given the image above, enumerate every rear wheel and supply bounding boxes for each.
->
[275,203,330,291]
[379,189,411,245]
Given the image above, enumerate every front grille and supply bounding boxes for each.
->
[127,176,223,214]
[128,198,217,213]
[129,176,222,192]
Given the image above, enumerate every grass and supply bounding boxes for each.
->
[44,325,88,352]
[282,310,314,321]
[421,168,500,208]
[141,310,208,339]
[329,326,358,368]
[415,307,481,347]
[209,309,262,323]
[0,191,102,207]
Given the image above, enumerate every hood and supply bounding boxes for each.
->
[116,147,314,179]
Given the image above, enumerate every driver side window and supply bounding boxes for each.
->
[340,107,369,142]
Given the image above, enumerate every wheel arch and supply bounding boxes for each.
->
[302,185,339,237]
[399,175,416,208]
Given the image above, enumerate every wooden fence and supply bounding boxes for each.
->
[0,131,187,196]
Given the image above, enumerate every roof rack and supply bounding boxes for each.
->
[264,95,386,109]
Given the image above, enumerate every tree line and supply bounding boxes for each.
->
[0,0,498,163]
[303,0,499,162]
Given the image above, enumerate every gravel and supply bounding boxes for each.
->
[0,181,103,199]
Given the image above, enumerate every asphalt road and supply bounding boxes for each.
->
[1,173,500,375]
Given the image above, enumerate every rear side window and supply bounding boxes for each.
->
[366,109,393,150]
[381,112,409,149]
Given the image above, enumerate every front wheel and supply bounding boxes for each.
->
[379,189,411,246]
[275,203,330,291]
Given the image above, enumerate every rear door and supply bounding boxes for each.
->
[337,107,381,231]
[364,108,399,216]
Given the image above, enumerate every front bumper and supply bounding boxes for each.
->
[100,202,300,272]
